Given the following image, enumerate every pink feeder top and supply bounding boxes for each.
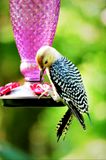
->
[10,0,60,81]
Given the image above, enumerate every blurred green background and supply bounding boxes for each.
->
[0,0,106,159]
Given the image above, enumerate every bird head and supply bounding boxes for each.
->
[36,45,61,81]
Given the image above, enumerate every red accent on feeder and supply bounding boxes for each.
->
[5,82,20,89]
[0,86,11,96]
[0,82,20,96]
[30,83,51,96]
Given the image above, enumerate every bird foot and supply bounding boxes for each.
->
[38,86,61,102]
[38,84,50,99]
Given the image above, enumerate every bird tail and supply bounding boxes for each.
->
[56,109,73,142]
[67,101,86,130]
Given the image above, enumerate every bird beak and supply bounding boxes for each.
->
[40,67,45,82]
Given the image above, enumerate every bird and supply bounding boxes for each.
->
[36,45,91,141]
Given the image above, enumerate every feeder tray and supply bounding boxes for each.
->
[2,98,64,107]
[0,82,64,107]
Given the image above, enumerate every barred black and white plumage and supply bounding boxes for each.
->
[57,109,73,142]
[50,57,88,113]
[49,56,90,140]
[36,45,91,141]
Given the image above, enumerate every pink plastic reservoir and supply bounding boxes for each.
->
[10,0,60,81]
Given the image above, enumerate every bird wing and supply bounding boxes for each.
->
[51,76,86,130]
[50,56,88,113]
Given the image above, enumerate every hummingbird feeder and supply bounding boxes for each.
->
[0,0,63,107]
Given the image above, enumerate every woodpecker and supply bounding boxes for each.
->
[36,45,91,141]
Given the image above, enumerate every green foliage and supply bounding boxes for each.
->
[0,0,106,159]
[0,141,31,160]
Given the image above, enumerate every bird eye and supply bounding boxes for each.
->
[45,60,48,64]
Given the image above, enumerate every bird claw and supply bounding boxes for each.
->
[38,84,50,99]
[37,83,61,102]
[38,90,48,99]
[38,88,60,102]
